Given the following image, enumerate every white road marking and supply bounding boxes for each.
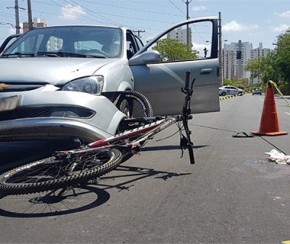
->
[285,112,290,116]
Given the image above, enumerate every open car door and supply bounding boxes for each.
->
[129,17,220,116]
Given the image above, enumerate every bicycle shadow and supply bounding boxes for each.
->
[0,164,191,218]
[0,185,110,218]
[97,164,192,192]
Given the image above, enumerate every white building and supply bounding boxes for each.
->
[222,40,252,80]
[251,43,271,59]
[167,27,191,45]
[222,41,271,84]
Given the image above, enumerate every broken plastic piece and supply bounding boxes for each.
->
[265,149,290,164]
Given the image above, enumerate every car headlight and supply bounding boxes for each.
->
[62,76,104,95]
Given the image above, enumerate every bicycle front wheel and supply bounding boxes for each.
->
[117,90,154,118]
[0,148,122,195]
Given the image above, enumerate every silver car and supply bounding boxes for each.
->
[219,86,244,96]
[0,17,220,143]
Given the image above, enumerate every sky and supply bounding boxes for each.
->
[0,0,290,49]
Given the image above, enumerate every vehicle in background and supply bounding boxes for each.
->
[219,85,244,96]
[252,89,262,95]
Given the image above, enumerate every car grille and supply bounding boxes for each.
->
[0,106,95,121]
[0,82,46,92]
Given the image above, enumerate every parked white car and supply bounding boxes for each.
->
[219,86,244,96]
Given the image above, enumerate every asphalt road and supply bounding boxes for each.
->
[1,93,290,243]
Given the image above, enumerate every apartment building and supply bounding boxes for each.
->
[167,26,191,45]
[222,40,271,84]
[222,40,252,80]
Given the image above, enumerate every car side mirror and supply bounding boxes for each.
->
[129,50,160,65]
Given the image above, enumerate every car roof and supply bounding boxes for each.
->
[29,25,128,32]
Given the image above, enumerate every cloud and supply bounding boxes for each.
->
[277,10,290,18]
[272,24,290,32]
[8,27,16,35]
[223,20,258,33]
[60,4,86,20]
[192,5,207,11]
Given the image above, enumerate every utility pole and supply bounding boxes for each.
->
[7,0,25,34]
[27,0,33,31]
[14,0,21,34]
[182,0,192,51]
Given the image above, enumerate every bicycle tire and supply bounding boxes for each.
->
[0,148,122,195]
[117,90,153,118]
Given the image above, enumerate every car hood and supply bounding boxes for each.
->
[0,57,118,85]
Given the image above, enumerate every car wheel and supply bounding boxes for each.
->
[221,92,226,96]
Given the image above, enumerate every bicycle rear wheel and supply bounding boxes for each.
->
[0,148,122,195]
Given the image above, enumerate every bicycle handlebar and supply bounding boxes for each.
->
[182,71,195,96]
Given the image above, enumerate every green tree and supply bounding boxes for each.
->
[153,38,197,61]
[243,28,290,94]
[245,52,279,83]
[275,29,290,82]
[274,29,290,94]
[223,78,249,90]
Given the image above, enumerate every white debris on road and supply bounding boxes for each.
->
[265,149,290,164]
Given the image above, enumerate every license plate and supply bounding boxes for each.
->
[0,95,18,112]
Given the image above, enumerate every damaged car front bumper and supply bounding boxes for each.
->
[0,87,125,142]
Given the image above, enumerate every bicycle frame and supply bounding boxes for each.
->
[84,71,196,164]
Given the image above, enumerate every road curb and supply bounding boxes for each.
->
[219,93,245,101]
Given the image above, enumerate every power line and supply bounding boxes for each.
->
[169,0,184,15]
[181,0,192,20]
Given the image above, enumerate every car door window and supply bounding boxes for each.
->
[146,21,216,63]
[126,31,140,59]
[134,34,144,50]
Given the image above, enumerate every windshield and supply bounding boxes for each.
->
[2,26,123,58]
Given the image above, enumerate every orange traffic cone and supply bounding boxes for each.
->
[251,81,288,136]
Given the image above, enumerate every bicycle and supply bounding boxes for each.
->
[0,71,196,195]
